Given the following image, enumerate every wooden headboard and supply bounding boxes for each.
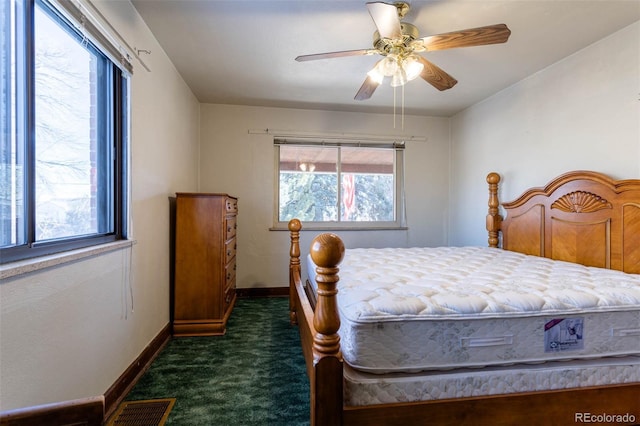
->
[486,171,640,274]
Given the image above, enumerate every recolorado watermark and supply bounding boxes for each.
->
[575,412,636,423]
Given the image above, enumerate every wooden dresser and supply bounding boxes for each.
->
[173,193,237,336]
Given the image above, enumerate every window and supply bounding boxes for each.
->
[1,0,129,264]
[276,139,405,229]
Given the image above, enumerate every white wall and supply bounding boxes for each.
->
[0,1,200,411]
[449,21,640,247]
[198,105,451,288]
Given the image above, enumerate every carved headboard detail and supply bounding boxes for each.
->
[487,171,640,274]
[551,191,612,213]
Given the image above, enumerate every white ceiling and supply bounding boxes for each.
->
[131,0,640,117]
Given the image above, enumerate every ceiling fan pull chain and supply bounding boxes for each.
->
[402,84,405,130]
[393,85,397,128]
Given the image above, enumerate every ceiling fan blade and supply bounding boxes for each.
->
[295,49,375,62]
[367,2,402,39]
[354,75,381,101]
[420,24,511,51]
[417,56,458,91]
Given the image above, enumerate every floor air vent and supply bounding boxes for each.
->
[107,398,175,426]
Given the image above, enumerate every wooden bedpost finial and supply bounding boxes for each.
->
[487,172,500,185]
[310,233,345,270]
[486,172,502,248]
[288,218,302,232]
[310,233,345,357]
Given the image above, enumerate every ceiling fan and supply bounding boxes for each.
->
[295,1,511,101]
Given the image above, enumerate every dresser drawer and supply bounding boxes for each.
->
[225,198,238,213]
[225,258,236,286]
[225,238,237,264]
[225,215,237,240]
[224,282,235,312]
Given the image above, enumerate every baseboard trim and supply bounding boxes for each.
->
[235,287,288,298]
[0,396,104,426]
[103,323,171,421]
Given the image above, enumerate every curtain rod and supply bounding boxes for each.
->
[83,0,151,72]
[248,128,427,142]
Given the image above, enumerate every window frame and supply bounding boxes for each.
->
[273,138,407,231]
[0,0,130,264]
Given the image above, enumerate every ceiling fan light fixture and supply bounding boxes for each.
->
[403,55,424,81]
[299,162,316,172]
[390,67,408,87]
[380,55,399,76]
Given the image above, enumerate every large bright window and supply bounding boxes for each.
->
[1,0,129,263]
[276,139,405,229]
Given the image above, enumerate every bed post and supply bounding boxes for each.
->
[486,172,503,248]
[309,233,345,426]
[288,219,302,325]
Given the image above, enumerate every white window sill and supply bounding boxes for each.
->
[0,240,136,280]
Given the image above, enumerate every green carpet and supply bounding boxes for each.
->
[125,298,310,425]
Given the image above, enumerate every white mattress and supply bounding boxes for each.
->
[306,246,640,373]
[344,355,640,406]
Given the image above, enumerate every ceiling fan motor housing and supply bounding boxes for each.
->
[373,22,420,56]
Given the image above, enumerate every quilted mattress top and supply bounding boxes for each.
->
[326,246,640,322]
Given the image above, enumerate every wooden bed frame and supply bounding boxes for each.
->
[288,170,640,426]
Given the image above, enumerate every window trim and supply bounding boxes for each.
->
[0,239,134,280]
[272,138,407,231]
[0,0,130,264]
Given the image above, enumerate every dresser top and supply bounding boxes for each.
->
[176,192,237,199]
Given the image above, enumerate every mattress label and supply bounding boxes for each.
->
[544,318,584,352]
